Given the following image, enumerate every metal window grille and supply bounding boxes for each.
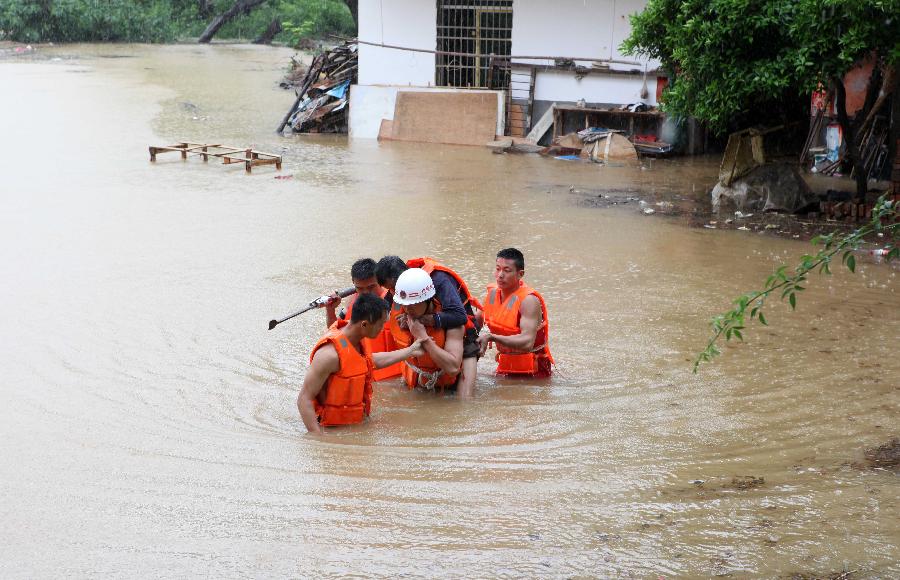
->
[435,0,513,90]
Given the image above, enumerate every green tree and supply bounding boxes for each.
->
[0,0,353,45]
[622,0,900,197]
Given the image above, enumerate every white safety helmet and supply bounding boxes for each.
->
[393,268,435,305]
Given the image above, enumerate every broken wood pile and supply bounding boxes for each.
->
[802,112,889,181]
[276,40,358,134]
[850,115,890,181]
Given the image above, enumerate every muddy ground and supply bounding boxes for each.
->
[566,185,894,251]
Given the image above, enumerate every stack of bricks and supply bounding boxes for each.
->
[813,141,900,222]
[816,200,879,222]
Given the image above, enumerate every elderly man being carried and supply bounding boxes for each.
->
[389,267,466,393]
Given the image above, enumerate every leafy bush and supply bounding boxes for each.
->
[278,0,354,47]
[0,0,354,44]
[0,0,183,42]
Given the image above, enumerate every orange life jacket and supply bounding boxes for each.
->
[406,257,484,317]
[482,281,554,376]
[389,298,459,390]
[310,321,374,426]
[341,289,402,381]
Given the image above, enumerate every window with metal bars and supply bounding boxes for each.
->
[435,0,513,90]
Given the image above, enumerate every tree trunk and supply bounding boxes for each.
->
[832,76,868,199]
[344,0,358,31]
[198,0,268,44]
[198,0,213,19]
[857,63,896,138]
[253,18,282,45]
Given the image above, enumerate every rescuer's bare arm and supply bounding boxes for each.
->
[372,338,427,368]
[297,345,340,435]
[324,292,341,328]
[409,319,463,374]
[478,295,541,352]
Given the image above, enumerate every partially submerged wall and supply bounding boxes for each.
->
[349,86,505,142]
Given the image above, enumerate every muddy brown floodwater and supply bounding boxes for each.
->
[1,44,897,578]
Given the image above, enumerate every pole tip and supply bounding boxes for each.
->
[268,320,278,331]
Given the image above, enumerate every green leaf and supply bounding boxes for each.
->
[847,254,856,273]
[733,329,743,341]
[789,293,796,310]
[758,312,768,326]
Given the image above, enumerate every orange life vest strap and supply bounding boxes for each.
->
[389,298,459,389]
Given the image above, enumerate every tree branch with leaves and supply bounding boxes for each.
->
[694,195,899,372]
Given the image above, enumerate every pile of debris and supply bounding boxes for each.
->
[276,39,358,134]
[543,127,639,162]
[802,109,890,181]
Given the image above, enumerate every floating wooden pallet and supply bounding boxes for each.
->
[149,142,282,173]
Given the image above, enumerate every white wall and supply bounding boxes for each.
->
[350,85,505,140]
[358,0,436,86]
[510,0,661,107]
[510,0,656,70]
[533,69,660,106]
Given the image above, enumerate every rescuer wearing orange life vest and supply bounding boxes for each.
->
[376,256,482,397]
[298,293,426,434]
[389,267,466,392]
[477,248,554,377]
[324,258,402,381]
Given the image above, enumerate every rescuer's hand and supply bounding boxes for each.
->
[408,337,429,358]
[324,291,341,312]
[397,313,409,330]
[408,318,429,341]
[476,331,492,356]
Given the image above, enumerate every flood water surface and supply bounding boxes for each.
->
[1,45,898,578]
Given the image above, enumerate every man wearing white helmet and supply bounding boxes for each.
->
[377,255,483,397]
[389,268,466,392]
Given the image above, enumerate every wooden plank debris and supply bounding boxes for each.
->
[526,103,556,143]
[148,142,282,173]
[277,39,357,134]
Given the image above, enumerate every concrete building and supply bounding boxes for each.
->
[350,0,664,145]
